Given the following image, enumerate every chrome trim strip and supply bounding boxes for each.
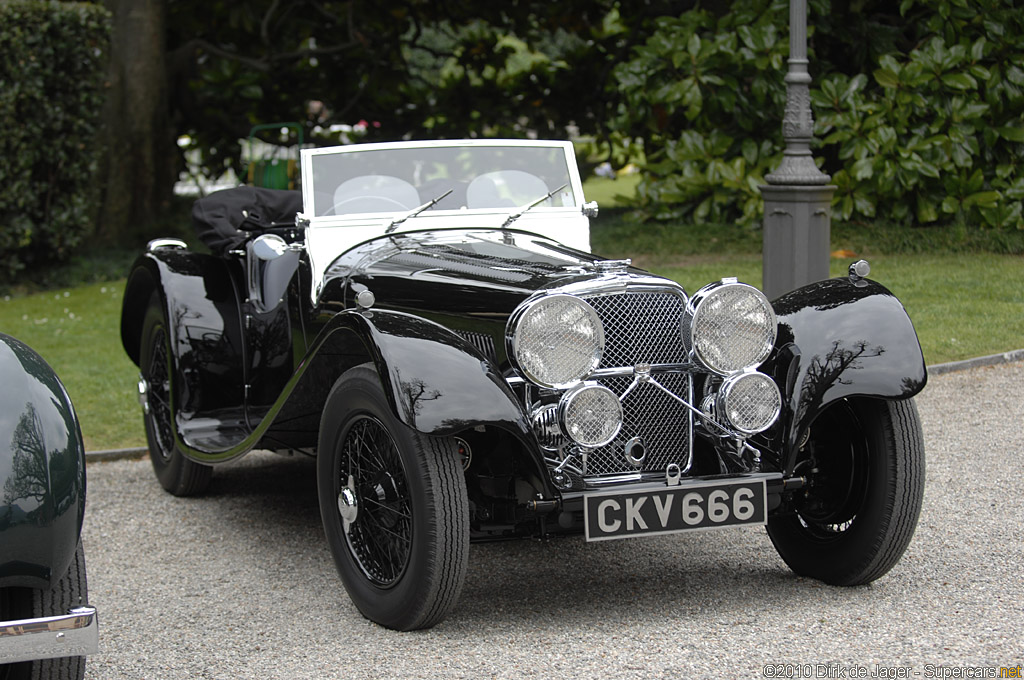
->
[588,363,694,379]
[584,471,643,486]
[0,606,98,664]
[146,237,187,251]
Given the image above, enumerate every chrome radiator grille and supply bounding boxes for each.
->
[582,289,692,478]
[586,291,690,368]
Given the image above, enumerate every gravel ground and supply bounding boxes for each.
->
[81,363,1024,679]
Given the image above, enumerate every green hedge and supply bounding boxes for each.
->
[0,1,110,283]
[611,0,1024,229]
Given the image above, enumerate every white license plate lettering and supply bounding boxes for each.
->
[584,479,767,541]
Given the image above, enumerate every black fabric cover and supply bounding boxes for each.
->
[192,186,303,254]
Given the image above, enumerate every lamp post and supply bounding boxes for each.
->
[760,0,835,299]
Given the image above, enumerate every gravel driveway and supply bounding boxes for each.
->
[81,363,1024,679]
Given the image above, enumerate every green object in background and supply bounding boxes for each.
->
[246,123,303,190]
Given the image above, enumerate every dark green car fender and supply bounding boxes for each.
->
[0,333,86,590]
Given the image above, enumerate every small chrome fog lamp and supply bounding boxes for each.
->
[530,403,563,451]
[558,383,622,448]
[716,371,781,435]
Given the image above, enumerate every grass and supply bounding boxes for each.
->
[2,282,143,450]
[2,189,1022,450]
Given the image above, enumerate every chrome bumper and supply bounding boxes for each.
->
[0,606,98,665]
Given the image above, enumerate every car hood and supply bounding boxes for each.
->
[316,228,643,319]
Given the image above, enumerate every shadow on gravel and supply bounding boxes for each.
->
[183,452,870,629]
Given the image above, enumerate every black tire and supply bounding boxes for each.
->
[317,365,469,631]
[0,542,89,680]
[768,397,925,586]
[140,299,212,496]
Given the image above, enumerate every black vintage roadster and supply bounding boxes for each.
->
[120,140,926,630]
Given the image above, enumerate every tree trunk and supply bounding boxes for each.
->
[95,0,177,244]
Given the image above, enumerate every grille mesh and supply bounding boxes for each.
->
[585,373,691,477]
[587,292,689,368]
[578,290,692,478]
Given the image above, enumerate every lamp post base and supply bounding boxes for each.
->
[761,183,837,299]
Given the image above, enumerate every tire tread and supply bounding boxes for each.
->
[768,397,925,586]
[317,365,469,631]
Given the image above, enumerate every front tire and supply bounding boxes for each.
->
[768,397,925,586]
[0,542,89,680]
[317,365,469,631]
[139,299,212,496]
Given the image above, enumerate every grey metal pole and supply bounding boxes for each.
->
[760,0,836,299]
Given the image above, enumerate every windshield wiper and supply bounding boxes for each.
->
[386,188,454,233]
[501,183,568,229]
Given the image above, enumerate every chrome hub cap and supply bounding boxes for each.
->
[137,375,150,414]
[338,475,359,530]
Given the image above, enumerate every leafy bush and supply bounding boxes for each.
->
[611,4,789,225]
[0,1,110,283]
[611,0,1024,229]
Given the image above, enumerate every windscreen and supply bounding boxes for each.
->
[308,145,577,217]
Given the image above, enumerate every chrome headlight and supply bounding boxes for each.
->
[508,294,604,388]
[558,383,622,448]
[717,371,781,434]
[683,279,776,375]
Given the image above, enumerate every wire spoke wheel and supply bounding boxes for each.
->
[144,324,175,463]
[341,416,413,586]
[139,298,211,496]
[318,365,469,631]
[768,397,925,586]
[792,401,872,540]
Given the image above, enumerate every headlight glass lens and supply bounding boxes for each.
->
[559,384,622,448]
[511,295,604,388]
[686,281,776,374]
[717,371,781,434]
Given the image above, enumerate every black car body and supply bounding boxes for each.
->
[0,333,98,677]
[121,140,927,630]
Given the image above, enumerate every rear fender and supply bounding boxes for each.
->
[766,277,927,472]
[120,247,247,415]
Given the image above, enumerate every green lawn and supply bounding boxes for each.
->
[638,253,1024,371]
[2,282,143,451]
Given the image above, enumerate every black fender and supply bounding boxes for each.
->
[121,247,250,416]
[301,310,552,494]
[0,334,86,590]
[767,276,927,473]
[327,310,532,436]
[285,310,546,486]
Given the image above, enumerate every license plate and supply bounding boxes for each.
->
[583,478,767,541]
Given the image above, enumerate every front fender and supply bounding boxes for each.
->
[308,309,532,438]
[177,308,543,487]
[0,334,85,590]
[279,309,553,495]
[767,277,927,471]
